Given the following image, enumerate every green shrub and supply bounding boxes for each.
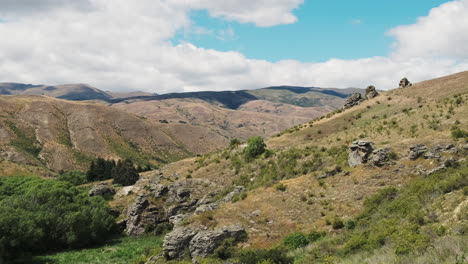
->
[237,247,293,264]
[307,231,325,243]
[57,171,87,186]
[283,232,309,249]
[244,136,267,161]
[276,183,287,192]
[451,127,468,139]
[332,217,344,230]
[0,177,116,260]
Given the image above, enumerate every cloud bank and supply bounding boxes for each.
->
[0,0,467,93]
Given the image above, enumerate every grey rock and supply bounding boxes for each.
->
[125,195,167,236]
[89,184,115,197]
[371,148,392,167]
[189,225,247,259]
[163,227,199,260]
[365,85,379,99]
[424,146,442,160]
[343,93,365,109]
[221,186,245,203]
[399,77,412,88]
[348,141,374,167]
[408,144,427,160]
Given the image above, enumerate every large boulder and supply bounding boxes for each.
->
[408,144,427,160]
[189,225,247,259]
[365,85,379,99]
[399,77,412,88]
[371,148,392,167]
[343,93,365,109]
[89,183,115,197]
[163,227,199,260]
[163,225,247,260]
[348,141,374,167]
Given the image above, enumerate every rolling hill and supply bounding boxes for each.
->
[0,95,190,175]
[108,71,468,263]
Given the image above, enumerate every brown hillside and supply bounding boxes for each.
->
[0,96,189,174]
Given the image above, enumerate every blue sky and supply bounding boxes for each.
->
[175,0,450,62]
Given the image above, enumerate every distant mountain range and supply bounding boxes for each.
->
[0,82,363,109]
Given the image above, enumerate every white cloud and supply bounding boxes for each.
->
[388,0,468,60]
[168,0,303,27]
[0,0,467,93]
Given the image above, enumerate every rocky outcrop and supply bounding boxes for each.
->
[408,144,427,160]
[163,227,199,260]
[163,225,246,260]
[399,77,412,88]
[348,141,374,167]
[371,148,392,167]
[89,183,115,197]
[190,225,247,259]
[365,85,379,99]
[125,194,168,236]
[343,93,365,109]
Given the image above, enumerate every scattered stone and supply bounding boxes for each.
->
[348,141,374,167]
[371,148,392,167]
[89,183,115,197]
[189,225,247,259]
[159,120,169,124]
[343,93,365,109]
[408,144,427,160]
[251,210,261,217]
[365,85,379,99]
[163,227,199,260]
[399,77,412,88]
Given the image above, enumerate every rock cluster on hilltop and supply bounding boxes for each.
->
[163,225,246,261]
[399,77,412,88]
[343,93,365,109]
[343,85,379,110]
[365,85,379,99]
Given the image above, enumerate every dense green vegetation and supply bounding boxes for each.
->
[0,176,116,261]
[86,158,148,186]
[58,171,87,186]
[35,235,164,264]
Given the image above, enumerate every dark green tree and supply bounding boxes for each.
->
[244,136,267,161]
[112,159,139,186]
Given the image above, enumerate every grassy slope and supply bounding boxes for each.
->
[125,71,468,250]
[33,236,163,264]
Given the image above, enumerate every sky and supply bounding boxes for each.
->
[0,0,467,93]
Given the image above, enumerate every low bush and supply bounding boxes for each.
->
[283,232,309,249]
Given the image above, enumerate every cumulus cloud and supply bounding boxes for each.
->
[0,0,466,93]
[388,0,468,60]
